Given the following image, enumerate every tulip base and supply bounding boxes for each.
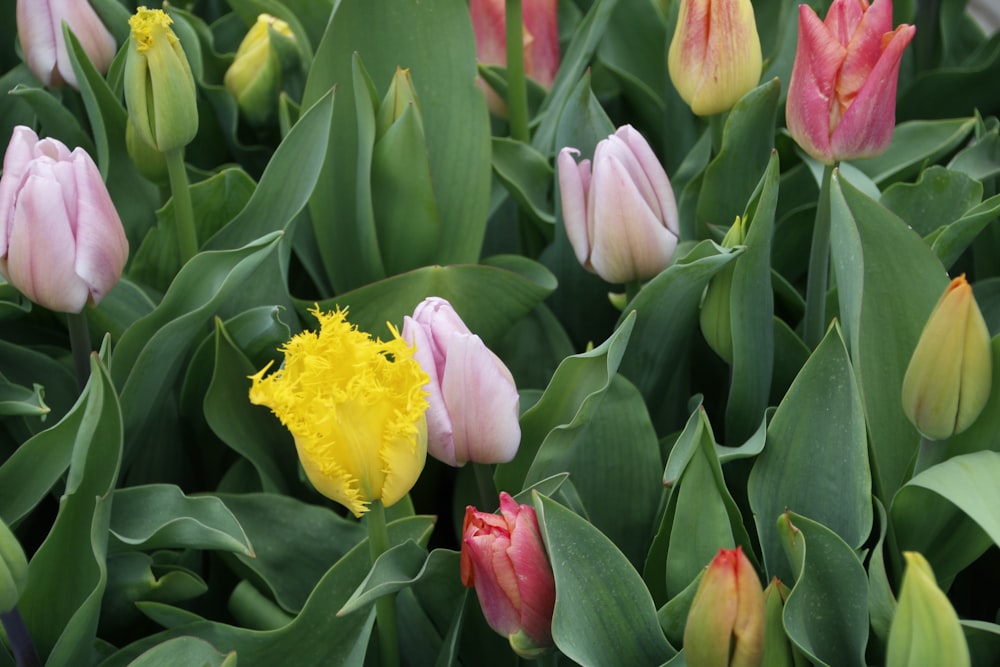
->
[366,500,400,667]
[67,311,91,393]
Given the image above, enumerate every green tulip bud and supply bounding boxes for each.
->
[376,66,423,141]
[0,519,28,613]
[700,216,747,363]
[901,275,992,441]
[124,6,199,153]
[224,14,297,128]
[886,551,970,667]
[125,119,169,185]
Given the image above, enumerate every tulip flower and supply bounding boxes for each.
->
[683,546,765,667]
[461,492,556,658]
[0,126,128,314]
[224,14,298,128]
[124,7,199,153]
[901,275,992,441]
[886,552,970,667]
[470,0,559,115]
[557,125,680,284]
[667,0,763,116]
[785,0,916,165]
[402,297,520,467]
[249,307,430,517]
[16,0,116,90]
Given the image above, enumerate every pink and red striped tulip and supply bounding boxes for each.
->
[16,0,116,89]
[0,126,128,313]
[785,0,916,164]
[461,492,556,657]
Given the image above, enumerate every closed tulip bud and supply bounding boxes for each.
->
[376,67,422,140]
[0,126,128,313]
[470,0,559,116]
[886,552,970,667]
[402,297,520,467]
[461,492,556,658]
[558,125,679,284]
[785,0,915,164]
[16,0,116,90]
[250,307,430,517]
[683,546,765,667]
[761,578,806,667]
[124,7,199,153]
[0,519,28,614]
[667,0,762,116]
[700,216,747,363]
[224,14,297,128]
[125,120,168,185]
[901,275,992,441]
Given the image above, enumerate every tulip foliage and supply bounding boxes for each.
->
[1,0,1000,665]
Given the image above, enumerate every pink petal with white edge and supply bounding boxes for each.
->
[60,0,117,79]
[402,315,456,465]
[557,147,592,268]
[441,332,520,465]
[16,0,59,86]
[613,125,678,234]
[70,148,128,304]
[830,23,915,161]
[0,127,44,254]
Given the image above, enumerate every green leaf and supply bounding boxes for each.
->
[778,512,869,667]
[108,484,253,556]
[850,118,976,186]
[656,569,703,649]
[8,84,95,155]
[18,356,122,666]
[492,137,556,225]
[124,637,235,667]
[0,377,48,418]
[867,498,895,655]
[339,545,457,616]
[103,553,208,637]
[879,166,982,237]
[748,323,871,585]
[534,493,675,664]
[495,313,635,494]
[892,451,1000,586]
[929,192,1000,270]
[828,173,950,499]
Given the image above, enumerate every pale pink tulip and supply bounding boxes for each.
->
[785,0,915,164]
[461,492,556,657]
[0,126,128,313]
[402,297,521,467]
[16,0,117,89]
[558,124,679,284]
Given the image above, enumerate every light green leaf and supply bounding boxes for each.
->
[851,118,976,186]
[125,637,235,667]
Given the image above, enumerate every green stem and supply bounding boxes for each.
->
[164,148,198,265]
[367,500,399,667]
[912,435,946,477]
[1,609,41,667]
[708,113,727,156]
[624,280,642,306]
[473,462,497,509]
[803,164,836,348]
[505,0,530,143]
[66,311,91,393]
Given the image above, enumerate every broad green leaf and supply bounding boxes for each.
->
[829,173,949,499]
[930,192,1000,270]
[103,553,208,637]
[964,620,1000,667]
[87,278,157,344]
[18,356,122,667]
[748,323,871,585]
[108,485,253,556]
[867,498,895,656]
[492,137,556,225]
[0,378,48,418]
[851,118,976,186]
[8,84,95,155]
[124,637,235,667]
[495,313,635,494]
[493,304,575,391]
[535,494,675,664]
[892,451,1000,586]
[339,545,457,616]
[657,570,703,649]
[879,166,982,237]
[302,0,490,291]
[778,512,869,667]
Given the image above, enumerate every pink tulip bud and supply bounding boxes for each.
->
[402,297,520,467]
[557,125,679,284]
[785,0,916,164]
[461,492,556,658]
[684,547,766,667]
[470,0,559,116]
[0,126,128,313]
[16,0,117,90]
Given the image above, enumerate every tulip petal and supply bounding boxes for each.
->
[557,148,593,269]
[504,500,555,646]
[6,170,89,312]
[465,531,522,637]
[61,0,117,80]
[588,154,678,283]
[70,149,128,304]
[522,0,559,87]
[822,0,871,46]
[612,125,679,235]
[786,6,847,163]
[0,127,42,256]
[829,23,915,161]
[16,0,59,86]
[441,333,520,465]
[402,316,456,465]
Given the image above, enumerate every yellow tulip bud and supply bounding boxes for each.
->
[667,0,762,116]
[124,7,199,153]
[224,14,297,128]
[901,275,992,441]
[886,552,970,667]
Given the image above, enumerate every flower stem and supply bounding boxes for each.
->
[66,311,91,393]
[164,148,198,265]
[912,435,945,477]
[1,609,41,667]
[474,462,497,509]
[505,0,530,143]
[803,164,836,348]
[625,280,642,306]
[367,500,399,667]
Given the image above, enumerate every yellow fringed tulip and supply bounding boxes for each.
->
[249,307,430,517]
